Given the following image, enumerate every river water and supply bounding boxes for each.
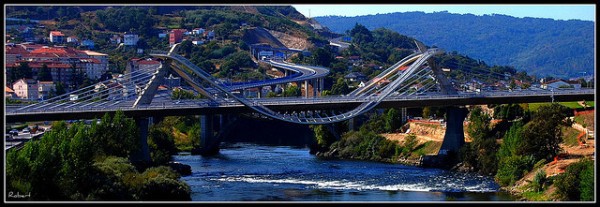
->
[172,143,516,201]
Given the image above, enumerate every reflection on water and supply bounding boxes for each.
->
[172,143,516,201]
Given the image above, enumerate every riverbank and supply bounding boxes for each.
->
[503,139,595,201]
[384,115,596,201]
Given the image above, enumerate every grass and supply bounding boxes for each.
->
[562,126,581,147]
[527,102,551,111]
[410,141,441,159]
[521,190,551,201]
[581,101,594,108]
[527,101,595,111]
[559,102,584,109]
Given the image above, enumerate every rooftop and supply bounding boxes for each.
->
[50,31,65,36]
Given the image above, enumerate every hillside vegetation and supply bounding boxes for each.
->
[315,11,594,78]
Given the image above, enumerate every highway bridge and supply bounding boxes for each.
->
[5,40,594,159]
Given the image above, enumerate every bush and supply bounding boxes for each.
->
[139,176,191,201]
[531,169,547,192]
[329,130,399,162]
[553,158,594,201]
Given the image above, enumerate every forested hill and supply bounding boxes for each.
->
[315,11,594,78]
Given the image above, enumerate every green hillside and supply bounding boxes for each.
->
[315,11,594,79]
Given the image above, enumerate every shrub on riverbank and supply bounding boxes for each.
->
[324,130,399,162]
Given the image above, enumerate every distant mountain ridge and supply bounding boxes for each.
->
[315,11,594,78]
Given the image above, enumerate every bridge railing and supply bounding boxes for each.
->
[6,88,594,117]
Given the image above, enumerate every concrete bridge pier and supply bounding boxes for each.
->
[401,107,408,125]
[257,88,262,99]
[348,118,356,131]
[131,117,151,164]
[200,114,214,151]
[304,80,309,98]
[312,79,317,97]
[438,106,469,155]
[192,113,239,156]
[319,78,324,97]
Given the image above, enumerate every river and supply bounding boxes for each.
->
[172,143,517,201]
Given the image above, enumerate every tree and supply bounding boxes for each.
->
[519,104,570,161]
[266,91,277,98]
[11,62,33,82]
[38,64,53,81]
[283,85,301,97]
[330,78,349,95]
[54,81,66,97]
[310,47,334,67]
[311,125,336,149]
[422,107,432,118]
[214,22,235,40]
[60,123,95,199]
[385,108,402,132]
[497,121,523,159]
[148,125,177,165]
[90,111,139,158]
[348,23,373,45]
[461,106,498,175]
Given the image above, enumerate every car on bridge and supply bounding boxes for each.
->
[9,129,19,136]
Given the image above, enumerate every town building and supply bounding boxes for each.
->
[49,31,65,43]
[541,80,572,90]
[110,34,122,44]
[564,80,582,89]
[81,39,95,49]
[124,33,139,46]
[5,44,109,87]
[192,28,205,36]
[5,86,16,99]
[158,32,168,38]
[37,81,55,100]
[192,40,204,45]
[126,58,161,74]
[344,72,367,82]
[205,30,215,40]
[67,36,78,44]
[5,43,29,64]
[169,29,185,46]
[94,81,126,100]
[12,78,38,100]
[81,50,109,78]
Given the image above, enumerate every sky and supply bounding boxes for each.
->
[292,5,595,22]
